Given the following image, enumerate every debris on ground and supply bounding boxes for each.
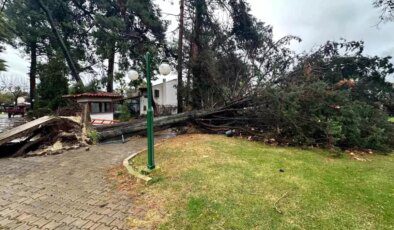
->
[0,116,89,157]
[225,129,236,137]
[346,149,373,162]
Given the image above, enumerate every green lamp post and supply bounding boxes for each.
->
[129,52,172,170]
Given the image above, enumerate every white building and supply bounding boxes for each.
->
[140,79,178,116]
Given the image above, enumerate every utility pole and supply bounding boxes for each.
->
[177,0,185,113]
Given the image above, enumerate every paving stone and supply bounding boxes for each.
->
[0,218,23,229]
[0,208,13,217]
[0,137,167,229]
[27,226,42,230]
[14,222,33,230]
[0,217,14,226]
[0,199,10,206]
[109,219,126,229]
[98,215,116,226]
[32,218,51,228]
[42,220,63,229]
[4,209,21,219]
[49,213,69,222]
[76,210,93,220]
[87,213,104,222]
[93,223,113,230]
[81,220,96,229]
[22,215,41,226]
[61,226,81,230]
[111,211,126,220]
[101,209,117,217]
[60,215,78,225]
[70,218,89,228]
[15,213,34,222]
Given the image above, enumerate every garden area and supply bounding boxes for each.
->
[111,134,394,229]
[1,0,394,229]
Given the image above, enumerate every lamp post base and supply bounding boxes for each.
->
[147,165,155,170]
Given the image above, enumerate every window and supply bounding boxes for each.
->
[143,105,147,111]
[104,102,111,112]
[154,89,160,98]
[91,102,112,113]
[91,102,101,114]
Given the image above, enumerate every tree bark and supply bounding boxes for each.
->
[106,43,116,92]
[29,41,37,109]
[176,0,185,113]
[185,67,191,108]
[36,0,83,85]
[190,0,204,109]
[97,109,224,141]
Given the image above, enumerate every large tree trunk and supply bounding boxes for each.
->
[176,0,185,113]
[36,0,83,85]
[185,67,191,108]
[106,43,116,92]
[97,109,222,141]
[96,98,252,141]
[190,0,204,109]
[29,41,37,109]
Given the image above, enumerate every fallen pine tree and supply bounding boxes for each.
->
[96,99,251,141]
[97,81,394,152]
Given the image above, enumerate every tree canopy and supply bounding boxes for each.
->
[0,0,393,151]
[0,12,11,71]
[374,0,394,22]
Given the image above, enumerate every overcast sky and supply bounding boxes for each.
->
[1,0,393,82]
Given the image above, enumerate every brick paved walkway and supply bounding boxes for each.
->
[0,137,151,230]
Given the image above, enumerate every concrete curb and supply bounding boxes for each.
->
[122,141,165,183]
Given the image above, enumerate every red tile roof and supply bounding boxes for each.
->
[63,92,123,99]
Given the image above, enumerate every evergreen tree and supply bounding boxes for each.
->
[4,0,89,107]
[0,13,10,71]
[36,56,69,110]
[74,0,166,92]
[182,0,297,109]
[4,0,49,107]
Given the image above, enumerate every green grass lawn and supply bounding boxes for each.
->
[122,134,394,229]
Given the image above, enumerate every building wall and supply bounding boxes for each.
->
[140,96,149,115]
[75,98,117,121]
[90,113,114,121]
[163,80,177,106]
[140,79,177,115]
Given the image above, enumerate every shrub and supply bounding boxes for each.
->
[87,129,100,144]
[118,103,131,122]
[27,107,53,119]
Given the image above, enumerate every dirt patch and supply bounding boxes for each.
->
[107,165,170,229]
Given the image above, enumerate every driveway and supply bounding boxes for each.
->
[0,137,153,230]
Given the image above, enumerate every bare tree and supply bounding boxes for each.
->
[0,74,29,105]
[374,0,394,22]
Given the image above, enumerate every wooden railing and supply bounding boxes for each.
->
[91,119,119,125]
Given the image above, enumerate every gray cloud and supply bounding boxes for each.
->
[0,45,29,78]
[1,0,393,82]
[249,0,394,81]
[249,0,394,57]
